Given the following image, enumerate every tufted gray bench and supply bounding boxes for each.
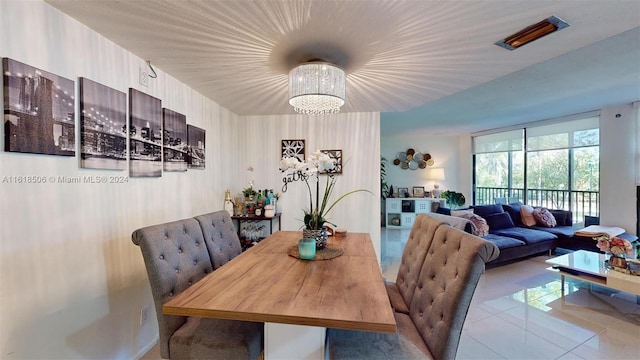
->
[327,214,500,360]
[132,210,263,359]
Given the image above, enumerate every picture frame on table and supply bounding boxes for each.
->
[412,186,425,198]
[397,187,409,198]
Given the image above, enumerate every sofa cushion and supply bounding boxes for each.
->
[520,205,537,227]
[533,208,557,227]
[531,225,577,239]
[502,203,524,226]
[473,204,504,218]
[483,234,526,249]
[485,212,515,230]
[492,227,557,245]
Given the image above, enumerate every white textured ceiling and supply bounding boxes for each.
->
[46,0,640,131]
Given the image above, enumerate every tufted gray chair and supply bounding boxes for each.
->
[328,223,499,360]
[385,214,444,314]
[194,210,242,269]
[132,218,263,359]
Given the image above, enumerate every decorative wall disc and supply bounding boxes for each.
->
[393,148,433,170]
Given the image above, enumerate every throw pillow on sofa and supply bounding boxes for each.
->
[520,204,537,227]
[502,203,524,226]
[533,208,557,227]
[473,204,504,218]
[484,212,515,230]
[456,212,489,237]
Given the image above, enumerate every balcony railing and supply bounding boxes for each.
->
[475,187,599,224]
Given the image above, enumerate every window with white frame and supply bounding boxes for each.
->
[473,115,600,223]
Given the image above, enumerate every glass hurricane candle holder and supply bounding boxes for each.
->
[298,238,316,260]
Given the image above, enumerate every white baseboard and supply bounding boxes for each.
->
[132,334,159,360]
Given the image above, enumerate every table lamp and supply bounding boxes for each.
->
[427,168,445,198]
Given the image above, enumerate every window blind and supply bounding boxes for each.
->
[473,129,523,154]
[526,116,599,151]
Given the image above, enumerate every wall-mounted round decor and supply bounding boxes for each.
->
[393,148,434,170]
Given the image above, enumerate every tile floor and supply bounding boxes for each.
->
[381,227,640,360]
[143,228,640,359]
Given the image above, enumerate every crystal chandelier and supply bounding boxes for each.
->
[288,62,346,115]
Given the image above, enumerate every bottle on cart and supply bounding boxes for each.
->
[224,189,234,216]
[257,190,263,209]
[268,189,277,213]
[247,195,255,215]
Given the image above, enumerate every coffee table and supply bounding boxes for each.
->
[546,250,640,300]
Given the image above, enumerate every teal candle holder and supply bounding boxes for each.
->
[298,238,316,260]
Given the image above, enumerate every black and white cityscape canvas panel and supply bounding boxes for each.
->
[162,109,187,172]
[79,78,127,170]
[187,124,205,169]
[129,88,162,177]
[3,58,75,156]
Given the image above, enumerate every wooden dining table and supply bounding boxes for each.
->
[163,231,396,359]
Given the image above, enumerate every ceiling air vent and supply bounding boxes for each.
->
[496,15,569,51]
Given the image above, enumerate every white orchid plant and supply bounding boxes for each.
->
[279,150,371,230]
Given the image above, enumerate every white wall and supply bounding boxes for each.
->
[0,1,242,359]
[599,104,638,233]
[380,131,469,206]
[239,113,381,257]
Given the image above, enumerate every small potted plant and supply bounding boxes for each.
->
[242,182,257,200]
[441,190,465,209]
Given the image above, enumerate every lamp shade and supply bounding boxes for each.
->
[427,167,445,181]
[289,62,345,115]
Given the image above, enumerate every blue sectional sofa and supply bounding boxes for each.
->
[473,204,559,265]
[436,202,638,265]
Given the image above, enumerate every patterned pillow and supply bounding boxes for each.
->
[533,207,557,227]
[464,213,489,237]
[520,204,536,227]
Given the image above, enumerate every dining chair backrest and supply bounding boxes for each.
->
[194,210,242,269]
[410,224,499,360]
[395,214,444,308]
[132,218,213,359]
